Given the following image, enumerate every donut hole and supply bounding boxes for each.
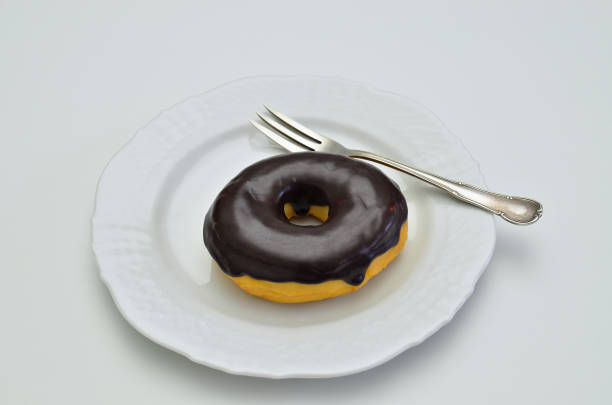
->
[279,183,330,227]
[283,203,329,226]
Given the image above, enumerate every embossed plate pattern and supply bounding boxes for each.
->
[92,76,495,378]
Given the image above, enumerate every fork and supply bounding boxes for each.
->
[251,106,542,225]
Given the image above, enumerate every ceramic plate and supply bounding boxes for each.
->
[92,76,495,378]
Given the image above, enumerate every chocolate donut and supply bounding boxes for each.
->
[203,152,408,303]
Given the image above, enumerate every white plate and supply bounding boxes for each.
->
[92,76,495,378]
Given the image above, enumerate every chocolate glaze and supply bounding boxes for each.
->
[203,152,408,285]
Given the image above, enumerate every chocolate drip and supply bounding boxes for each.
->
[203,152,407,285]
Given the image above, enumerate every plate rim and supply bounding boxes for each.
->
[92,74,496,378]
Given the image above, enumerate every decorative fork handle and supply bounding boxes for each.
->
[350,150,542,225]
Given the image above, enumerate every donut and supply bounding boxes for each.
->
[203,152,408,303]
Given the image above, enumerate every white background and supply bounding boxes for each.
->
[1,1,611,404]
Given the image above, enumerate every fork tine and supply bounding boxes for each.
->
[256,112,320,149]
[264,105,328,143]
[249,120,307,153]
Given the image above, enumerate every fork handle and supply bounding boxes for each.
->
[350,150,542,225]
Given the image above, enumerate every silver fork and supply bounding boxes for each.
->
[251,106,542,225]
